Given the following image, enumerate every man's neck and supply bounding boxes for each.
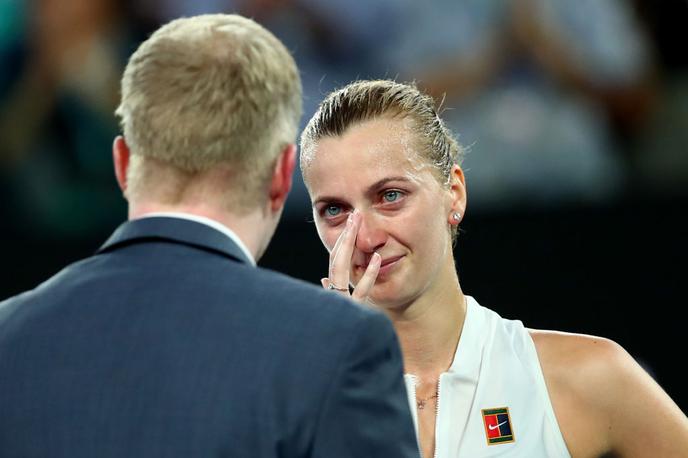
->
[129,203,273,263]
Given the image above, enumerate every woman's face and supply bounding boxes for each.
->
[304,117,465,308]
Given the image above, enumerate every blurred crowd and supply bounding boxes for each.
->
[1,0,686,240]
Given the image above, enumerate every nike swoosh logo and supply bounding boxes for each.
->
[488,421,507,431]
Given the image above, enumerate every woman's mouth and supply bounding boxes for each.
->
[355,255,404,278]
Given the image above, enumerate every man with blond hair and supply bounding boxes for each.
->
[0,15,418,457]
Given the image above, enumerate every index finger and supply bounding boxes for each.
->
[328,209,360,290]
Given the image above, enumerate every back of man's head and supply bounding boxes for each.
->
[115,14,302,211]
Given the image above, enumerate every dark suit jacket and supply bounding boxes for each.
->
[0,217,419,457]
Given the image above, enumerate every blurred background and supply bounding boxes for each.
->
[1,0,686,412]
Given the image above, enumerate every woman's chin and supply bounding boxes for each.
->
[366,287,417,312]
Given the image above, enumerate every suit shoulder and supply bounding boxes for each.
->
[0,293,27,325]
[250,266,387,322]
[0,257,86,316]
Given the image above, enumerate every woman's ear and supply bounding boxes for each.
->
[447,165,467,225]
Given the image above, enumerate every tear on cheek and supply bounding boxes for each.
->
[318,234,338,254]
[315,227,329,250]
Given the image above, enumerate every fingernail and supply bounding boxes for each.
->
[347,212,354,226]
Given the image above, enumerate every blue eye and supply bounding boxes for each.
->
[383,190,400,202]
[325,205,342,217]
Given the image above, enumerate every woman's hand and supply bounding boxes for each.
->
[321,210,381,302]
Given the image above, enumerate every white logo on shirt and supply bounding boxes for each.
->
[488,420,507,431]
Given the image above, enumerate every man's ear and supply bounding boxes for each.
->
[268,143,297,212]
[113,136,130,196]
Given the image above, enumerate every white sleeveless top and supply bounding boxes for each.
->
[404,297,571,457]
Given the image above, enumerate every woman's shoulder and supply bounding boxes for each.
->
[528,329,625,383]
[527,329,651,412]
[528,331,626,430]
[528,329,688,457]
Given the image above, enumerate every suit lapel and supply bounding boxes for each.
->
[97,217,252,265]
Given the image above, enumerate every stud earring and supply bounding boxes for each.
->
[452,212,461,223]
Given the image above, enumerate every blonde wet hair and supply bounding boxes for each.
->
[300,80,463,183]
[116,14,302,209]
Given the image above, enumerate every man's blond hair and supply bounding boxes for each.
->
[116,14,302,209]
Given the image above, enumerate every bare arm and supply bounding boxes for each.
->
[532,331,688,457]
[602,340,688,457]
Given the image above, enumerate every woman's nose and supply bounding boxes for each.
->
[355,212,387,254]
